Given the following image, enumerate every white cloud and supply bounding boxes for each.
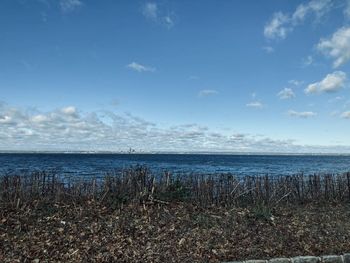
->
[126,62,155,73]
[60,0,82,13]
[302,55,314,66]
[328,96,344,103]
[32,114,49,123]
[61,106,77,116]
[163,16,174,28]
[264,0,333,40]
[141,2,175,28]
[341,111,350,119]
[0,103,300,153]
[277,88,296,99]
[305,71,346,94]
[142,2,158,20]
[305,0,333,20]
[291,2,309,23]
[264,12,289,40]
[317,26,350,68]
[344,0,350,19]
[246,101,264,109]
[198,89,218,97]
[288,110,317,118]
[288,79,304,86]
[0,115,13,124]
[262,46,274,53]
[1,103,350,153]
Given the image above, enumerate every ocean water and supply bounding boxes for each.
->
[1,153,350,178]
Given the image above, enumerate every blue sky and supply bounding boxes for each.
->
[1,0,350,153]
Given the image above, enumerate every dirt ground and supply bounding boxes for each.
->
[1,201,350,263]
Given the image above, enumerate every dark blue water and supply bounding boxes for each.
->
[1,153,350,178]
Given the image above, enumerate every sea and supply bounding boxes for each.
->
[1,153,350,178]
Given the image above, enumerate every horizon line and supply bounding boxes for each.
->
[0,150,350,156]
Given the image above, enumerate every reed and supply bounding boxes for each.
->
[1,166,350,208]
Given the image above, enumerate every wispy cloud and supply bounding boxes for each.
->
[277,88,296,99]
[328,96,344,103]
[59,0,83,13]
[302,55,314,67]
[341,111,350,119]
[264,0,333,40]
[288,80,304,86]
[344,0,350,19]
[330,110,340,117]
[288,110,317,118]
[264,12,289,40]
[189,75,199,80]
[305,71,347,94]
[142,2,158,20]
[141,2,175,29]
[246,101,264,109]
[163,16,174,28]
[126,62,155,73]
[317,26,350,68]
[262,46,274,53]
[198,89,218,97]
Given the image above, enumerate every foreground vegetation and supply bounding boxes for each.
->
[1,167,350,262]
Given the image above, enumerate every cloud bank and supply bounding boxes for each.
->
[2,103,348,153]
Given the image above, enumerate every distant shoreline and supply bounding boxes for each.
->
[1,151,350,156]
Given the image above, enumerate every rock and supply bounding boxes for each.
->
[245,260,267,263]
[322,256,343,263]
[292,256,320,263]
[269,258,291,263]
[343,254,350,263]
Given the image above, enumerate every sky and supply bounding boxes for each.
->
[1,0,350,153]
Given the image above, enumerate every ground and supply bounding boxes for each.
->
[1,201,350,262]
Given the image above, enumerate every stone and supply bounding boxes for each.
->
[245,260,267,263]
[343,254,350,263]
[269,258,291,263]
[292,256,320,263]
[322,256,343,263]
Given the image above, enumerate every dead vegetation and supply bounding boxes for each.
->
[1,167,350,262]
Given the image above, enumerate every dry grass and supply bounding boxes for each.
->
[1,168,350,262]
[1,167,350,207]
